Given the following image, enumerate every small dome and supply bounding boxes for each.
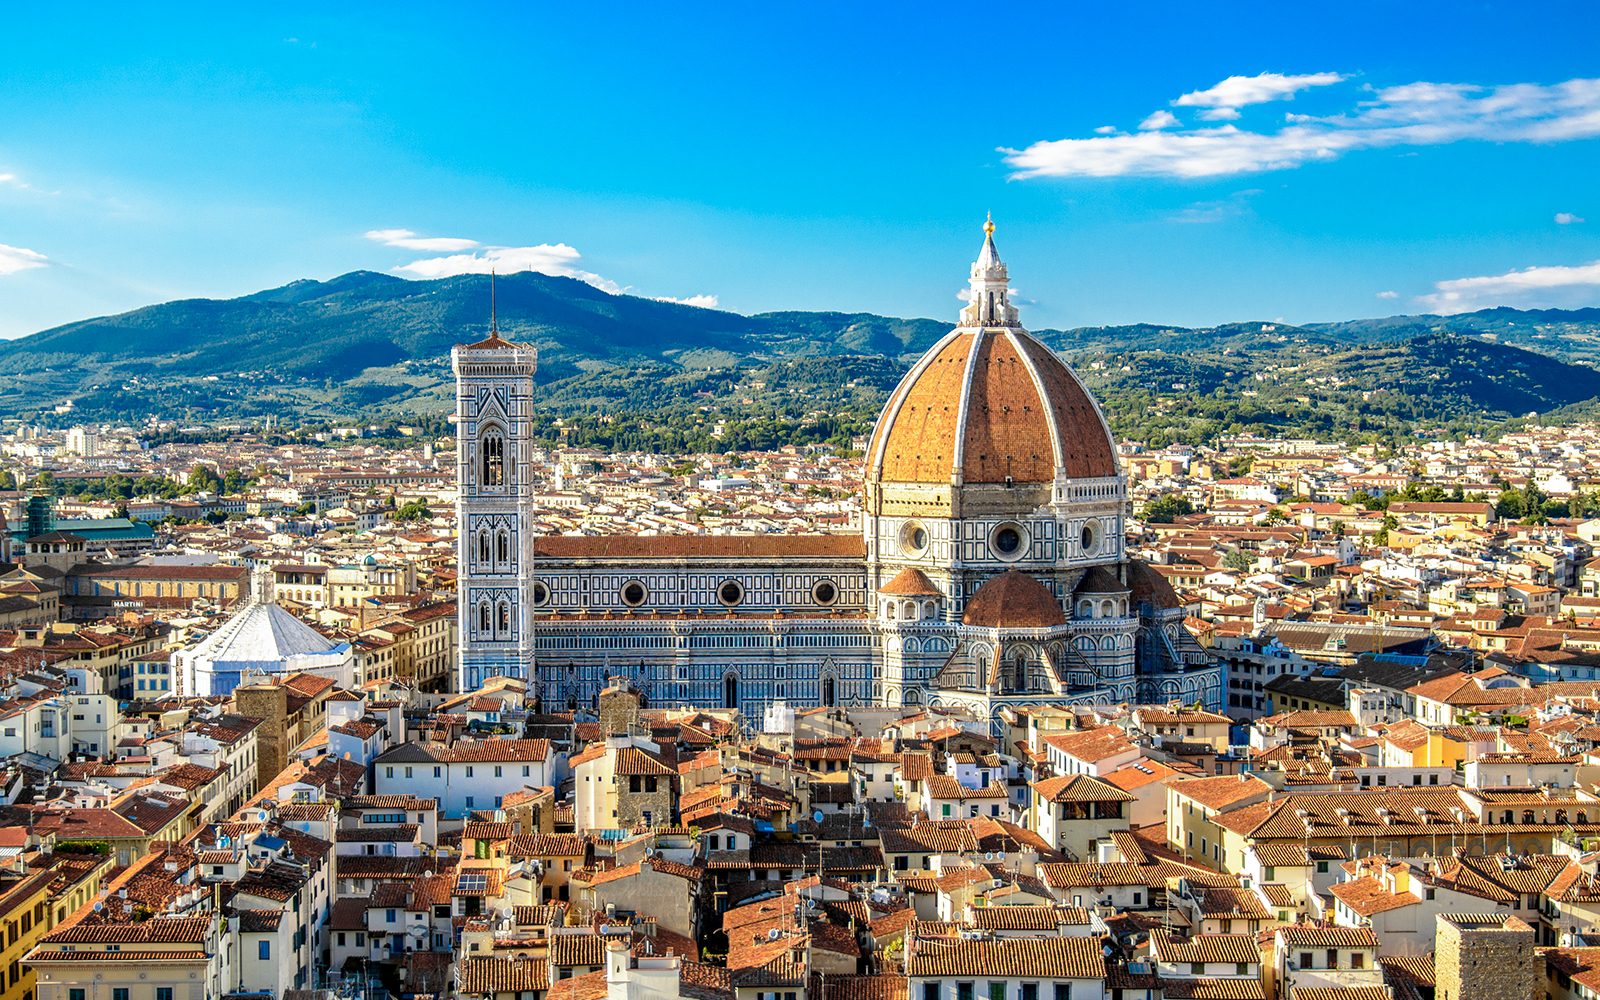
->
[963,570,1066,628]
[364,554,378,566]
[879,567,942,596]
[1128,559,1181,610]
[1075,566,1130,595]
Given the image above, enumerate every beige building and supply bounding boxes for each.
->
[27,914,221,1000]
[572,735,677,831]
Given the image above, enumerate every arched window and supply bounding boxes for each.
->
[1101,600,1114,617]
[496,530,509,565]
[1523,810,1536,824]
[1013,651,1027,690]
[1119,599,1128,616]
[924,600,936,618]
[823,676,835,707]
[1580,812,1589,825]
[481,428,506,486]
[1502,809,1514,824]
[479,602,492,634]
[724,675,739,709]
[497,601,511,636]
[1557,809,1569,824]
[1079,600,1092,618]
[902,601,915,620]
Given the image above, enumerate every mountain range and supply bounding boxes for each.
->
[4,268,1600,439]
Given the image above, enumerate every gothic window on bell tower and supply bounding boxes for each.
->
[481,427,506,486]
[496,529,509,566]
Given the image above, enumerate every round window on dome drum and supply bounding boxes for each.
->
[1081,520,1100,555]
[532,582,550,605]
[899,520,930,557]
[989,522,1029,562]
[718,580,744,606]
[621,581,648,607]
[812,580,838,606]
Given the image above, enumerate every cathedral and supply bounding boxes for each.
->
[451,220,1222,728]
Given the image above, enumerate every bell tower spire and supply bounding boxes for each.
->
[959,214,1018,328]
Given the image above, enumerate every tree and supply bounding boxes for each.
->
[393,501,433,522]
[0,469,15,490]
[1223,549,1251,571]
[186,464,221,494]
[1227,455,1254,477]
[1141,493,1195,523]
[1330,520,1346,538]
[1263,507,1289,526]
[1484,486,1523,518]
[222,466,248,494]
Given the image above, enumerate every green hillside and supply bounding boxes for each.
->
[4,269,1600,450]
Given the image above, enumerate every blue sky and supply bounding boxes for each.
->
[1,1,1598,339]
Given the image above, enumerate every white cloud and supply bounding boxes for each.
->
[1416,259,1600,314]
[1093,125,1118,135]
[1376,290,1399,298]
[1557,212,1586,224]
[655,294,720,309]
[1004,75,1600,179]
[1138,110,1180,131]
[0,243,49,275]
[365,229,481,252]
[394,242,624,293]
[1175,72,1345,110]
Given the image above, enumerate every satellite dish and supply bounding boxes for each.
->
[813,811,824,823]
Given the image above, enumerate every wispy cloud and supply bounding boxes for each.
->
[1376,290,1399,298]
[1417,259,1600,314]
[364,229,481,252]
[1004,76,1600,179]
[1169,188,1261,223]
[0,243,49,275]
[1138,111,1180,131]
[1174,72,1345,121]
[1557,212,1586,224]
[655,294,720,309]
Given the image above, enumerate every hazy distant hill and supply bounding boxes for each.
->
[0,270,956,383]
[5,269,1600,439]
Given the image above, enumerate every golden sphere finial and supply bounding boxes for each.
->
[984,211,994,236]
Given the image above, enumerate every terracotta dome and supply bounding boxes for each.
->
[865,225,1118,487]
[1128,559,1181,610]
[878,567,943,596]
[962,570,1066,629]
[1075,565,1130,595]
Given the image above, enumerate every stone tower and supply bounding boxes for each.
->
[452,284,539,693]
[1435,913,1538,1000]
